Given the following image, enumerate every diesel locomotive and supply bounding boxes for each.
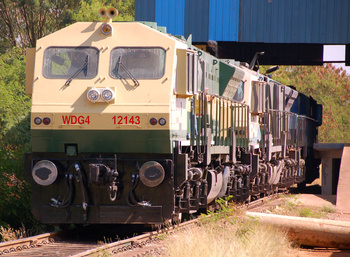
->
[25,8,322,225]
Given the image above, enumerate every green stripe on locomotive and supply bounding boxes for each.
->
[31,130,172,154]
[219,61,236,96]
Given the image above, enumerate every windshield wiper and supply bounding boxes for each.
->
[64,55,89,86]
[114,56,140,87]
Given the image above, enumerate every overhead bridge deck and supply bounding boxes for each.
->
[136,0,350,66]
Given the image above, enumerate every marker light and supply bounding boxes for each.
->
[101,24,112,35]
[101,88,115,102]
[87,88,100,103]
[43,117,51,125]
[34,117,42,125]
[159,118,166,126]
[150,118,157,125]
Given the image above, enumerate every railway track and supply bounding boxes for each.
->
[0,230,100,257]
[0,221,197,257]
[72,220,198,257]
[0,192,285,257]
[246,191,284,210]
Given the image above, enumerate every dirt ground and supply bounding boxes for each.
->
[275,184,350,257]
[116,184,350,257]
[295,249,350,257]
[296,193,350,221]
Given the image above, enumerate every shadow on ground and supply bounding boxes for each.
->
[289,184,322,194]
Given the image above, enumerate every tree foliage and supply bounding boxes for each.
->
[72,0,135,22]
[261,64,350,143]
[0,48,30,138]
[0,0,134,53]
[0,0,79,52]
[0,48,32,229]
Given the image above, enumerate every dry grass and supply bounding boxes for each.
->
[163,213,294,257]
[0,226,26,242]
[267,196,335,219]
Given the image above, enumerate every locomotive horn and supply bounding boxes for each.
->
[98,8,107,18]
[107,7,118,19]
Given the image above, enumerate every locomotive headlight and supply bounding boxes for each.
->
[87,87,115,103]
[87,88,100,103]
[101,24,113,36]
[32,160,58,186]
[101,88,115,102]
[139,161,165,187]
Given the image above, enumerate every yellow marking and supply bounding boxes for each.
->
[31,113,169,130]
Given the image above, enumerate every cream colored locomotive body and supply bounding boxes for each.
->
[25,9,321,225]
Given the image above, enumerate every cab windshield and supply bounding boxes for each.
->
[42,47,99,79]
[110,47,166,80]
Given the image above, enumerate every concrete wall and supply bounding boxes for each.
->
[314,143,345,195]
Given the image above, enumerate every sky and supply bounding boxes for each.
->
[323,45,350,74]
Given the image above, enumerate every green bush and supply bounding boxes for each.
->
[0,48,33,230]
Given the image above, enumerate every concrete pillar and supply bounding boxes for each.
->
[314,143,344,195]
[336,146,350,213]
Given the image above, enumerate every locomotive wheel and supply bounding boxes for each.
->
[59,224,72,231]
[171,213,182,225]
[151,224,162,231]
[297,181,307,191]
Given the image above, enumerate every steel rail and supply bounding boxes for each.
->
[246,191,285,210]
[72,192,284,256]
[0,192,284,256]
[0,231,59,255]
[72,219,198,257]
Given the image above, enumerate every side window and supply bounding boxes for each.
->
[186,52,198,94]
[110,47,166,79]
[42,47,99,79]
[233,81,244,102]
